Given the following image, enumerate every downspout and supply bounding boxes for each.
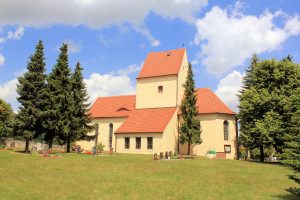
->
[235,117,239,160]
[115,135,117,153]
[177,116,180,153]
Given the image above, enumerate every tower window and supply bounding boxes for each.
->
[158,86,163,93]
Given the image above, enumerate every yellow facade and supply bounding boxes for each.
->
[179,114,237,159]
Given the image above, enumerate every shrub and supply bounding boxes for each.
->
[97,143,105,152]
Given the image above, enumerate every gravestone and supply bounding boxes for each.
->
[154,153,157,160]
[43,144,49,155]
[169,151,172,157]
[10,142,15,148]
[173,151,177,156]
[31,146,37,152]
[37,143,43,151]
[92,147,97,156]
[110,148,113,154]
[160,152,163,160]
[76,145,81,154]
[165,151,168,159]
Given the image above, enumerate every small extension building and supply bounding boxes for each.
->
[77,48,237,159]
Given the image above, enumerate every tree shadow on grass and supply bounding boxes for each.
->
[273,193,299,200]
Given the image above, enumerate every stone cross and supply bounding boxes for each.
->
[43,144,49,155]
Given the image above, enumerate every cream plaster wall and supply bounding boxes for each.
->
[77,117,127,151]
[177,51,188,106]
[135,75,178,109]
[179,114,237,159]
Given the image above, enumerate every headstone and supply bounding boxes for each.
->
[169,151,172,157]
[92,147,97,156]
[76,145,81,154]
[31,146,37,152]
[165,151,168,159]
[43,144,49,155]
[110,148,113,154]
[173,151,177,156]
[10,142,15,148]
[154,153,157,160]
[160,152,163,160]
[37,143,43,151]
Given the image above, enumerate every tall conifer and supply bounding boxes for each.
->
[44,43,73,148]
[63,62,94,152]
[179,63,202,155]
[15,40,47,153]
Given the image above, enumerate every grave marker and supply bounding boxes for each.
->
[43,144,49,155]
[92,147,97,156]
[76,145,81,154]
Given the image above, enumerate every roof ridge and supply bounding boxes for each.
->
[148,48,186,54]
[98,94,136,98]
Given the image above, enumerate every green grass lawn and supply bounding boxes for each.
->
[0,150,298,200]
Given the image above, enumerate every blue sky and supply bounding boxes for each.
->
[0,0,300,112]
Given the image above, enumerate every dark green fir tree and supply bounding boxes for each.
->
[44,43,73,148]
[65,62,94,152]
[14,40,47,153]
[179,62,202,155]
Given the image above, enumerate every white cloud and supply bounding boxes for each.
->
[0,37,5,43]
[215,70,244,113]
[84,73,136,104]
[7,26,24,40]
[151,40,160,47]
[63,39,81,53]
[0,53,4,66]
[193,2,300,77]
[14,68,28,77]
[0,0,207,45]
[117,62,143,76]
[0,79,19,110]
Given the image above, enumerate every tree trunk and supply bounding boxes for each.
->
[67,139,71,153]
[25,140,29,153]
[187,137,191,155]
[49,137,53,149]
[260,146,264,162]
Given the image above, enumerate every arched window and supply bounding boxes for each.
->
[224,121,229,141]
[109,123,113,148]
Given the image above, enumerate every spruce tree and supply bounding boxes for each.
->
[63,62,94,152]
[44,43,73,148]
[14,40,47,153]
[179,62,202,155]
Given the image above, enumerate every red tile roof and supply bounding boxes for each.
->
[137,48,186,79]
[88,95,136,118]
[178,88,235,115]
[115,107,177,133]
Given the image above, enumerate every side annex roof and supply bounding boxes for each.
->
[178,88,235,115]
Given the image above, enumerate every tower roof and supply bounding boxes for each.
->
[137,48,186,79]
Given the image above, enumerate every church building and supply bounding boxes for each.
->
[77,48,237,159]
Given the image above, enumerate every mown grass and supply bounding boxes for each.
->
[0,150,298,200]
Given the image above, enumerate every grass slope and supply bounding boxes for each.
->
[0,150,298,200]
